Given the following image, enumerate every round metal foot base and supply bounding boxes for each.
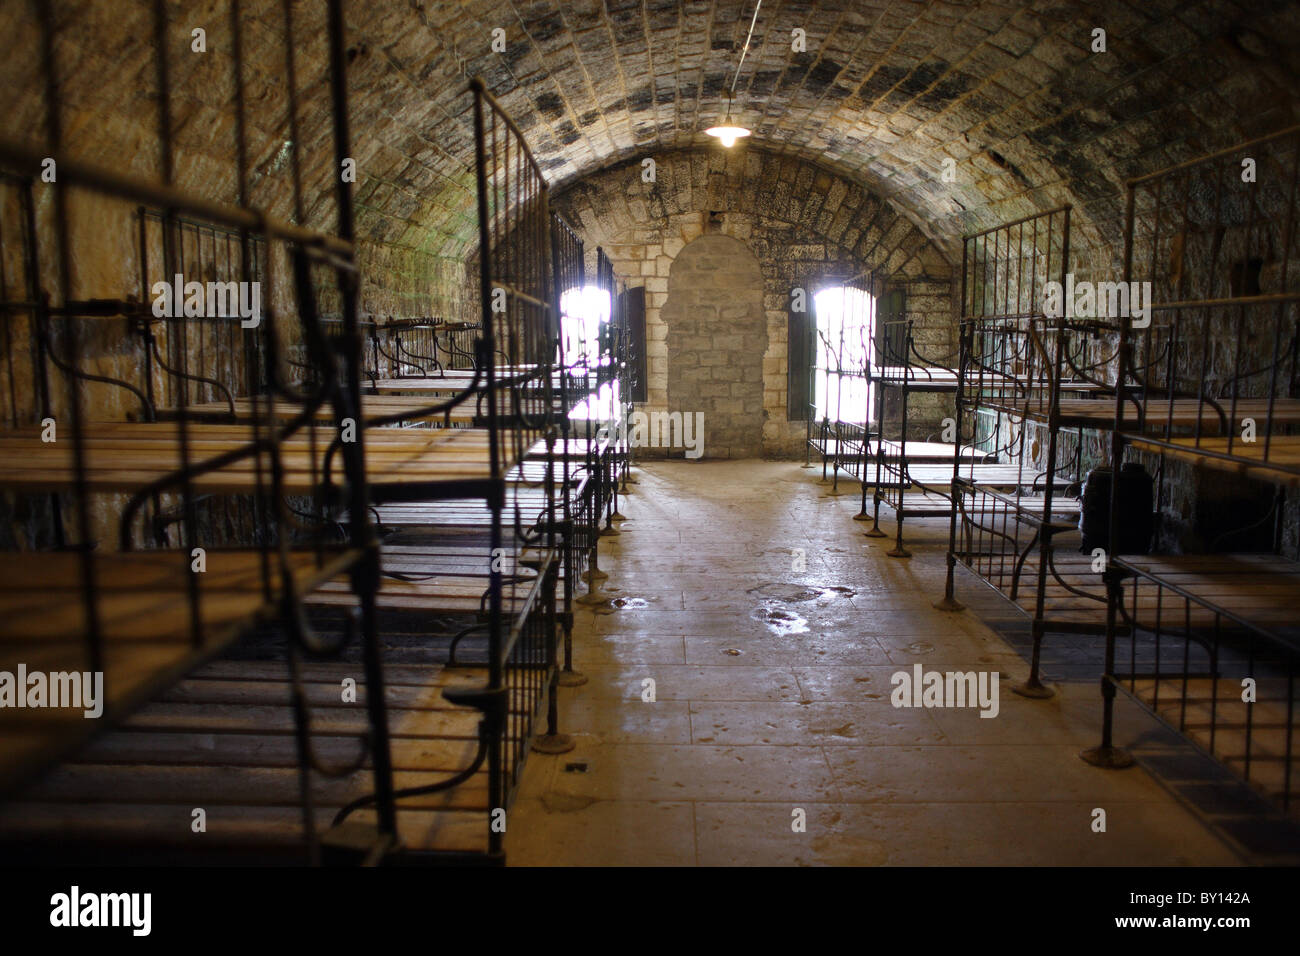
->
[581,568,608,584]
[532,733,576,755]
[599,526,621,537]
[557,669,588,688]
[1011,680,1055,700]
[576,589,609,606]
[1079,745,1135,769]
[886,547,912,558]
[933,596,965,612]
[610,511,627,522]
[863,527,887,538]
[852,511,872,521]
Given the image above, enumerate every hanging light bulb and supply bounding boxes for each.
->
[704,93,751,148]
[705,123,751,148]
[705,4,760,148]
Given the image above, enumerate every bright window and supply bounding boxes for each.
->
[812,285,876,423]
[560,285,609,368]
[560,284,619,421]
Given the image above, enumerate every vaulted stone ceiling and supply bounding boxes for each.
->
[364,0,1300,257]
[3,0,1298,270]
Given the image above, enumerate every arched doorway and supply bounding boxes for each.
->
[661,235,767,459]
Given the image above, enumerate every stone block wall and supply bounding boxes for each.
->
[661,235,767,458]
[554,148,955,458]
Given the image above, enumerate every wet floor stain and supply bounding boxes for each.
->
[751,603,810,636]
[818,722,857,739]
[541,792,599,813]
[747,582,856,603]
[744,581,857,636]
[594,596,651,615]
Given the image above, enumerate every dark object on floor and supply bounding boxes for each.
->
[1079,463,1154,554]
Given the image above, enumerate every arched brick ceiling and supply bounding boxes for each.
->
[367,0,1300,258]
[553,147,952,280]
[3,0,1298,272]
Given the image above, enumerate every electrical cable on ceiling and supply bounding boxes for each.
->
[707,0,761,146]
[729,0,763,97]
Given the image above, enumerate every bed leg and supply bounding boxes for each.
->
[532,669,576,754]
[1012,620,1055,698]
[853,474,871,520]
[933,550,965,611]
[557,614,587,687]
[1079,676,1134,768]
[577,546,610,605]
[863,490,886,538]
[885,511,911,558]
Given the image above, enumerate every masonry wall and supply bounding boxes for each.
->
[661,235,767,458]
[554,148,954,458]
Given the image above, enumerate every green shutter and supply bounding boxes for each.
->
[622,286,648,404]
[876,288,907,366]
[787,289,815,421]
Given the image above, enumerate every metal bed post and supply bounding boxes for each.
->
[1081,180,1139,768]
[325,0,398,851]
[854,275,879,522]
[532,184,575,757]
[886,319,915,558]
[864,291,890,538]
[935,292,969,611]
[468,78,507,856]
[551,215,587,687]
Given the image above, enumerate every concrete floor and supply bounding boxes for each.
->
[505,460,1245,866]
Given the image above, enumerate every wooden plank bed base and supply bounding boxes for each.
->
[874,440,990,462]
[0,659,514,858]
[369,368,571,394]
[0,549,355,644]
[0,547,359,796]
[0,422,526,493]
[1127,434,1300,488]
[159,393,558,426]
[984,396,1300,430]
[880,492,1080,520]
[877,463,1072,487]
[1127,677,1300,818]
[961,547,1287,634]
[307,543,551,617]
[1115,553,1300,633]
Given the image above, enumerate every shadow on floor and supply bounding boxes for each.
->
[983,615,1300,864]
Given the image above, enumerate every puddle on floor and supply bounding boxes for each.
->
[751,603,810,636]
[593,596,651,615]
[745,582,853,634]
[747,582,856,603]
